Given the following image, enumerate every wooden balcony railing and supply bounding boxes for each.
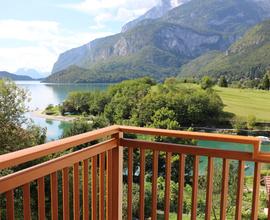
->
[0,125,269,220]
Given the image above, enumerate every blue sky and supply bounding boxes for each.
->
[0,0,159,73]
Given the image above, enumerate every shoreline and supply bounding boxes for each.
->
[30,110,76,122]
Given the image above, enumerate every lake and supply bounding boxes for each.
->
[16,81,110,140]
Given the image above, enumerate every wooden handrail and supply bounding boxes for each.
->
[119,125,266,161]
[0,139,117,193]
[0,125,263,170]
[120,138,270,162]
[0,125,119,169]
[119,125,260,145]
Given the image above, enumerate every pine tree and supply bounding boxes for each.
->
[218,76,228,87]
[262,73,270,90]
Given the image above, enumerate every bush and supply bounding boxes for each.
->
[247,115,257,130]
[218,76,228,87]
[201,76,214,90]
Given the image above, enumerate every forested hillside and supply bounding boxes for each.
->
[179,20,270,81]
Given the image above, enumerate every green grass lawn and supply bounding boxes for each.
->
[215,87,270,122]
[157,213,204,220]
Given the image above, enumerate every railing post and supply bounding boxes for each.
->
[111,132,123,220]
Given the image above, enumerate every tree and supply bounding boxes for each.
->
[150,107,180,130]
[247,115,256,130]
[0,79,46,154]
[201,76,214,90]
[262,73,270,90]
[218,76,228,87]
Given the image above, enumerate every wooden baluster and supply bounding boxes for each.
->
[23,183,31,220]
[251,162,261,220]
[164,152,172,220]
[73,163,80,220]
[62,168,70,220]
[140,148,145,220]
[92,156,98,220]
[268,193,270,220]
[235,161,245,220]
[6,190,14,220]
[37,177,45,220]
[111,132,123,220]
[151,150,159,220]
[99,153,105,220]
[177,154,185,220]
[191,155,199,220]
[205,157,214,220]
[106,150,113,220]
[83,160,89,220]
[220,159,229,220]
[128,148,134,220]
[50,172,58,220]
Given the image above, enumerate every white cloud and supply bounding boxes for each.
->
[0,1,163,73]
[63,0,158,30]
[115,8,149,22]
[0,20,113,72]
[63,0,158,14]
[89,7,148,30]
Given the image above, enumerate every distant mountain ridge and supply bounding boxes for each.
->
[0,71,33,81]
[47,0,270,83]
[15,68,48,79]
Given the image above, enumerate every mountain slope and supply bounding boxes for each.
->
[48,0,270,83]
[178,20,270,80]
[0,71,33,81]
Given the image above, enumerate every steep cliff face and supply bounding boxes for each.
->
[52,34,121,74]
[49,0,270,82]
[51,22,223,77]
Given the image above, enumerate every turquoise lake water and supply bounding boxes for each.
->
[197,140,270,175]
[16,81,110,140]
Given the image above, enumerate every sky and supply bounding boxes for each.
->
[0,0,160,74]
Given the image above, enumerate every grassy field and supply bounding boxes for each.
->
[215,87,270,122]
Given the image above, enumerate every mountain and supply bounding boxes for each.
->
[47,23,225,83]
[121,0,191,32]
[15,68,48,79]
[178,20,270,81]
[47,0,270,83]
[0,71,33,81]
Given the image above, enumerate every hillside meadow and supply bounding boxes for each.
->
[169,83,270,122]
[215,87,270,122]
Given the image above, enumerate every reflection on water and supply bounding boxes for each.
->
[16,81,110,141]
[16,81,110,110]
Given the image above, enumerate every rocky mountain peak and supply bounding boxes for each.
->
[121,0,191,32]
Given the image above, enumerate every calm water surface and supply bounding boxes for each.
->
[16,81,110,140]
